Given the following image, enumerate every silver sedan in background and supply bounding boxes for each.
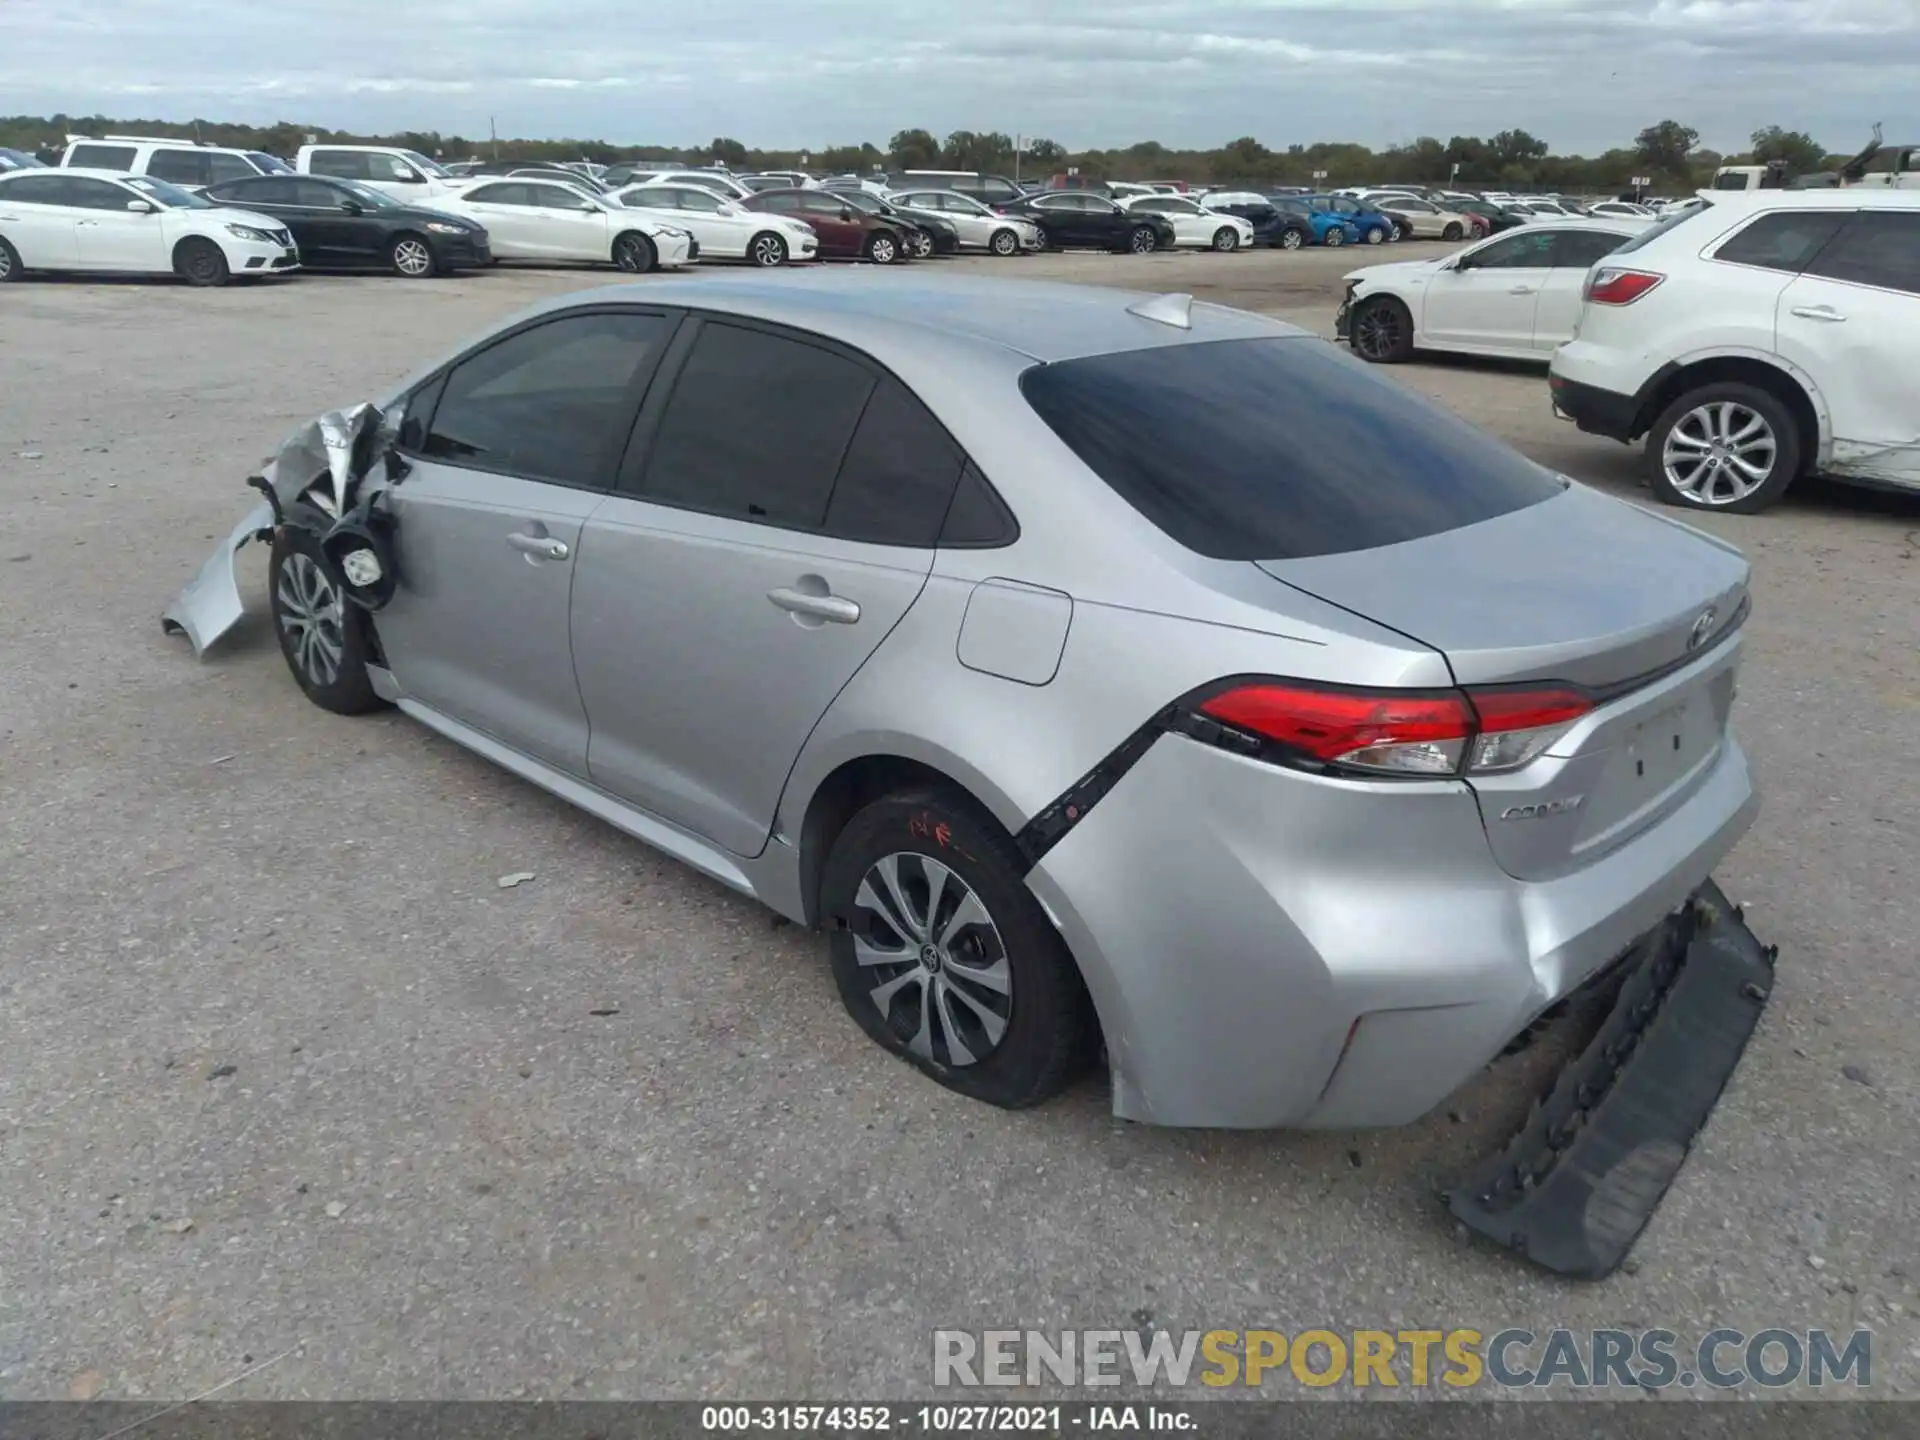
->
[167,270,1775,1279]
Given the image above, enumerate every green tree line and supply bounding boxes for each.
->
[0,113,1846,193]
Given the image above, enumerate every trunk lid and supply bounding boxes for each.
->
[1257,485,1750,881]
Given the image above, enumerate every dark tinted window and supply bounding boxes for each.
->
[147,149,207,185]
[1803,211,1920,295]
[248,152,292,174]
[307,150,371,179]
[288,179,345,207]
[1467,230,1556,268]
[214,177,291,205]
[67,143,136,169]
[1547,229,1631,267]
[1020,337,1561,561]
[464,183,529,206]
[424,311,673,488]
[397,373,448,452]
[66,177,134,211]
[939,463,1018,548]
[1,173,74,205]
[822,378,966,546]
[206,152,256,184]
[756,191,800,212]
[526,183,585,208]
[642,322,875,529]
[1713,210,1847,272]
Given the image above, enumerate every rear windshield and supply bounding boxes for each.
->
[1019,337,1562,561]
[1612,201,1710,254]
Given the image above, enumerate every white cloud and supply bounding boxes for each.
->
[1,0,1915,152]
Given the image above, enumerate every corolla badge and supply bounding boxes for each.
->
[1501,796,1584,821]
[1687,607,1718,652]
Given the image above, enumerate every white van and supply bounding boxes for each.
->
[59,135,293,192]
[294,144,462,200]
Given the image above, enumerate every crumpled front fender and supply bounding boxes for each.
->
[160,498,275,659]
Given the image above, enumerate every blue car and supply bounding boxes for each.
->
[1303,194,1396,246]
[1265,195,1362,247]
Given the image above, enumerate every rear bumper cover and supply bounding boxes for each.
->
[1548,371,1655,443]
[1448,879,1775,1279]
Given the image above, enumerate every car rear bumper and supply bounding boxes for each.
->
[1024,724,1757,1130]
[1547,371,1644,443]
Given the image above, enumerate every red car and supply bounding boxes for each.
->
[742,188,915,264]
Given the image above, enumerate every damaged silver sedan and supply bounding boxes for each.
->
[167,273,1778,1280]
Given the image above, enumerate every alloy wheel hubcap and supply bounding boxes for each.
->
[395,240,431,274]
[752,237,781,265]
[1132,230,1153,252]
[850,852,1010,1068]
[1356,306,1401,358]
[277,553,345,687]
[1282,231,1302,249]
[873,239,894,262]
[0,247,11,277]
[1663,402,1777,505]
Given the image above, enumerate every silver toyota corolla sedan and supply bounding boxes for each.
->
[167,270,1775,1273]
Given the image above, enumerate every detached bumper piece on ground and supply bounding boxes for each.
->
[1448,880,1776,1280]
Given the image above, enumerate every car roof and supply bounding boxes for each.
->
[1690,187,1920,211]
[511,269,1307,366]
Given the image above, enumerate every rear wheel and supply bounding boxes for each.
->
[747,231,788,267]
[1278,227,1304,250]
[1645,383,1802,514]
[1350,295,1414,364]
[1211,226,1239,252]
[1127,225,1157,254]
[174,237,230,287]
[821,788,1093,1109]
[1442,222,1465,241]
[0,236,20,282]
[612,231,655,273]
[388,233,436,278]
[989,227,1019,256]
[268,525,386,716]
[866,232,899,264]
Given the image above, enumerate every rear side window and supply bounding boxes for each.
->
[1712,211,1848,273]
[147,149,207,185]
[1020,337,1562,561]
[423,312,674,488]
[206,152,257,184]
[1,174,73,205]
[822,377,965,546]
[308,149,370,180]
[1802,212,1920,295]
[642,322,876,529]
[67,143,136,170]
[1547,229,1632,268]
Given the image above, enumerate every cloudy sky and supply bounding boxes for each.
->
[4,0,1917,155]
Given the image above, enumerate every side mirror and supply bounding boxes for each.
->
[341,200,364,215]
[839,207,854,221]
[579,200,599,212]
[126,199,154,214]
[392,167,420,183]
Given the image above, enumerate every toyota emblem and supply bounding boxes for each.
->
[1687,607,1717,652]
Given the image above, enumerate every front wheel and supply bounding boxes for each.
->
[0,236,21,282]
[866,232,899,264]
[1211,226,1239,252]
[174,237,230,287]
[1645,383,1802,514]
[388,233,436,278]
[268,525,387,716]
[1127,225,1158,254]
[821,789,1093,1109]
[1350,295,1414,364]
[1441,222,1465,241]
[1324,226,1346,247]
[910,231,934,260]
[612,231,655,273]
[989,228,1019,256]
[1278,227,1304,250]
[747,231,788,267]
[1363,224,1386,245]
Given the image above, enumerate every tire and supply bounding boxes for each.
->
[1394,220,1413,242]
[388,233,437,278]
[911,232,934,260]
[1350,295,1414,364]
[821,788,1093,1109]
[174,237,230,287]
[0,236,21,282]
[989,227,1019,256]
[1442,222,1465,241]
[747,231,787,267]
[1127,225,1158,254]
[612,231,656,273]
[1644,382,1802,515]
[1324,226,1346,247]
[1363,224,1386,245]
[267,524,387,716]
[1278,227,1304,251]
[1211,226,1239,252]
[866,232,899,264]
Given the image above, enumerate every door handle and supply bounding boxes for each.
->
[1508,285,1535,294]
[767,586,860,624]
[1790,305,1846,322]
[507,532,569,561]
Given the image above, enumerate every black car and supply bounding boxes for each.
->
[1452,199,1527,233]
[1201,196,1313,250]
[840,192,960,256]
[998,192,1177,253]
[200,175,491,277]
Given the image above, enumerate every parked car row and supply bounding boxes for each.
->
[1336,189,1920,515]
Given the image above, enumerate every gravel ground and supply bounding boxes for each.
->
[1,243,1917,1403]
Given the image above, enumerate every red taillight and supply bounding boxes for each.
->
[1195,681,1593,778]
[1585,267,1663,305]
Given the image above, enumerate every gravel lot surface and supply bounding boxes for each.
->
[2,243,1916,1402]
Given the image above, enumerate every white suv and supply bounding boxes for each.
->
[1550,189,1920,512]
[60,135,292,192]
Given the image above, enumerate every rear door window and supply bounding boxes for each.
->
[1801,211,1920,295]
[1020,337,1562,561]
[422,311,677,488]
[638,320,876,530]
[1,174,75,205]
[146,149,208,186]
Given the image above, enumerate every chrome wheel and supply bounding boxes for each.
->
[276,553,345,689]
[749,232,786,267]
[850,852,1011,1068]
[1325,226,1346,247]
[1212,227,1238,252]
[869,235,897,264]
[391,237,433,276]
[1279,228,1303,250]
[990,229,1018,256]
[1662,402,1778,506]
